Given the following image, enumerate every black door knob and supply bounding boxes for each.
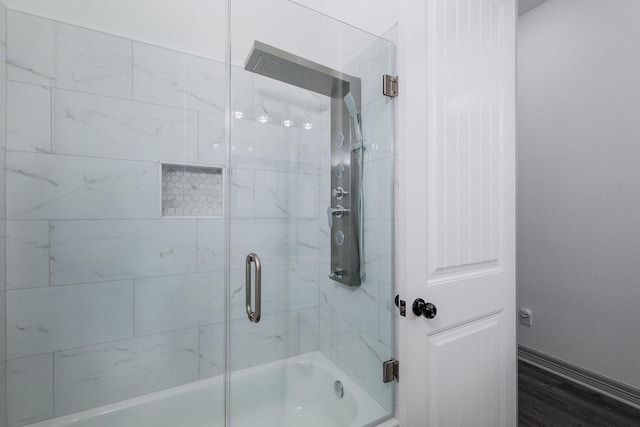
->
[412,298,437,319]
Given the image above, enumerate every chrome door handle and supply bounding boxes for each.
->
[245,253,262,323]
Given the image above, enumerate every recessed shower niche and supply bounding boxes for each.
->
[160,162,224,218]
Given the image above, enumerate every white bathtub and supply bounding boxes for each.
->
[27,351,395,427]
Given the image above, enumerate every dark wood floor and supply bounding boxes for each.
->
[518,361,640,427]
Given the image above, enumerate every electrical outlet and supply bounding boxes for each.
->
[519,308,533,327]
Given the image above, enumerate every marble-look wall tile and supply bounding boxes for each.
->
[343,38,394,109]
[254,171,319,218]
[53,329,198,416]
[229,311,299,371]
[198,323,224,379]
[379,281,395,348]
[0,362,6,427]
[6,82,51,153]
[132,42,225,113]
[363,155,394,221]
[297,219,321,264]
[230,168,254,218]
[298,129,323,174]
[0,78,6,151]
[0,2,6,78]
[299,307,319,353]
[7,12,132,98]
[364,220,393,285]
[196,220,225,272]
[361,97,394,163]
[251,74,327,128]
[230,68,253,121]
[318,307,331,358]
[6,220,49,290]
[50,220,197,285]
[198,112,226,165]
[330,317,393,412]
[134,272,225,336]
[0,291,5,364]
[231,119,298,173]
[228,263,319,321]
[320,274,380,341]
[7,281,133,359]
[7,354,53,427]
[229,219,297,268]
[6,152,159,220]
[52,89,198,162]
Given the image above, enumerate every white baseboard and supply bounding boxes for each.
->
[518,345,640,410]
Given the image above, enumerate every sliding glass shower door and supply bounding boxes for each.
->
[228,1,396,425]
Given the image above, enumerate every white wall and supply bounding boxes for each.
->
[518,0,640,389]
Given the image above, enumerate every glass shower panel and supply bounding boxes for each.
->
[229,1,395,426]
[2,2,227,426]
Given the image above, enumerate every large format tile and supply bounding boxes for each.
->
[379,281,395,348]
[50,220,197,285]
[254,171,319,218]
[330,317,393,412]
[134,271,225,336]
[0,361,6,427]
[299,307,320,353]
[133,42,225,113]
[198,112,226,165]
[7,11,132,98]
[0,3,6,78]
[230,119,298,173]
[7,354,53,427]
[0,78,6,151]
[0,150,4,219]
[196,219,225,272]
[320,273,380,341]
[53,329,198,416]
[229,311,299,371]
[198,323,225,379]
[343,37,394,109]
[251,73,327,128]
[229,168,254,218]
[6,152,159,220]
[52,89,198,162]
[7,281,134,359]
[228,263,319,321]
[364,219,393,284]
[6,82,51,153]
[298,128,323,174]
[229,219,297,268]
[0,291,5,364]
[297,219,321,264]
[361,97,394,163]
[6,220,49,290]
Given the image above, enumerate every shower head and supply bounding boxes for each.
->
[343,92,360,118]
[244,41,357,98]
[344,92,363,146]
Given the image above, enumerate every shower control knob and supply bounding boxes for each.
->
[412,298,437,319]
[332,187,348,200]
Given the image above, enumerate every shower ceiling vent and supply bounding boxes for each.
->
[160,163,223,218]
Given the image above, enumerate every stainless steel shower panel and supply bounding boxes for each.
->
[244,42,362,286]
[245,41,352,97]
[329,94,362,286]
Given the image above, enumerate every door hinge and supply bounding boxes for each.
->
[383,359,399,383]
[382,74,398,98]
[394,295,406,317]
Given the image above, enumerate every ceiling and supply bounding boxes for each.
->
[519,0,550,16]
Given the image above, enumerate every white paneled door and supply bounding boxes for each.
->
[398,0,516,426]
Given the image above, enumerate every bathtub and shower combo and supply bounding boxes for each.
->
[0,1,396,426]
